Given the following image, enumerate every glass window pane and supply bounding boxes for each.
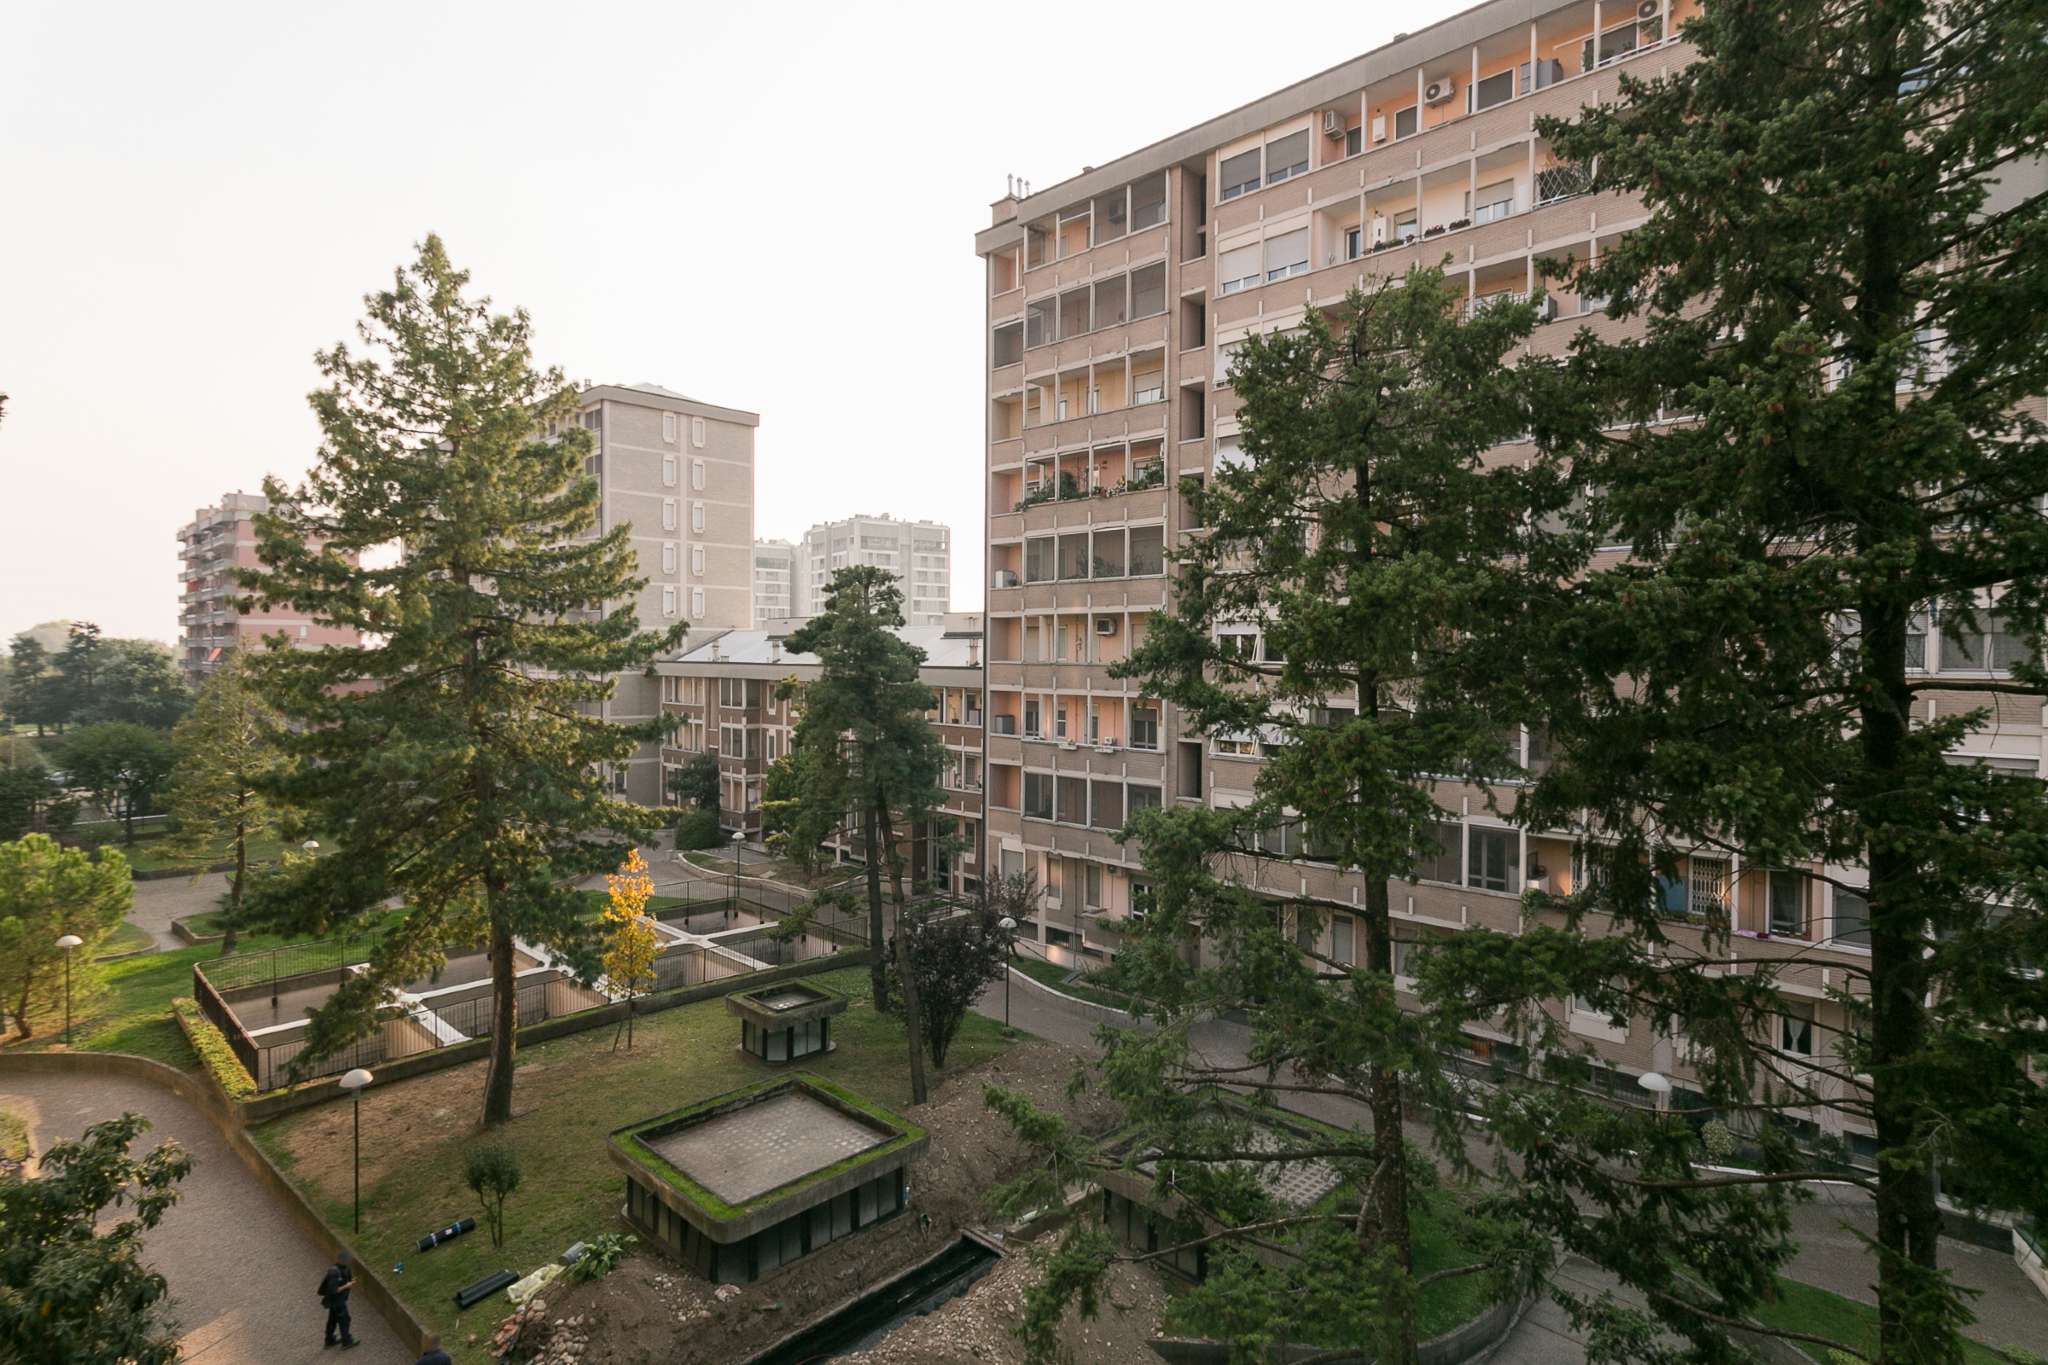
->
[1094,276,1128,328]
[1131,262,1167,317]
[1219,245,1261,295]
[1834,890,1870,948]
[1394,106,1419,139]
[1219,149,1261,200]
[1130,173,1167,230]
[1264,228,1309,281]
[1265,131,1310,184]
[1093,188,1128,243]
[993,322,1022,368]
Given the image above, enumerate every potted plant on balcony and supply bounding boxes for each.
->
[1057,471,1082,501]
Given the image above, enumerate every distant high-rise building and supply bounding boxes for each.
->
[561,383,759,804]
[175,492,359,685]
[797,515,950,625]
[751,539,797,623]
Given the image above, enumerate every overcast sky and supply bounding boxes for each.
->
[0,0,1465,645]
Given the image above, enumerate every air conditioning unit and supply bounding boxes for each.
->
[1424,78,1455,105]
[1095,617,1117,636]
[1321,109,1346,140]
[1370,217,1388,246]
[1370,114,1387,144]
[993,569,1019,588]
[1637,0,1660,18]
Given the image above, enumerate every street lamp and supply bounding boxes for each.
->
[55,935,82,1046]
[1637,1070,1672,1114]
[338,1068,372,1232]
[997,917,1018,1028]
[730,828,746,924]
[303,839,321,853]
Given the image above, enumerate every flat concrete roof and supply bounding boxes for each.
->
[644,1089,886,1205]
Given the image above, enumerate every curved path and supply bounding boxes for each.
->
[0,1070,407,1363]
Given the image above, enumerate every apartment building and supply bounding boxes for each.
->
[655,614,984,898]
[969,0,1996,1157]
[752,539,798,623]
[175,491,359,685]
[797,515,952,625]
[565,384,758,804]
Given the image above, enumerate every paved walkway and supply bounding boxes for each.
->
[974,970,2048,1360]
[128,870,229,949]
[0,1071,407,1364]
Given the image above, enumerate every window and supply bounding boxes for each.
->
[691,416,706,448]
[662,412,678,443]
[1131,702,1160,750]
[1393,212,1419,243]
[1219,148,1261,201]
[1768,870,1807,936]
[691,502,705,534]
[1128,525,1165,575]
[691,545,706,576]
[1393,105,1419,139]
[1465,826,1513,892]
[1469,67,1515,112]
[1834,889,1871,949]
[661,586,678,617]
[1023,697,1041,737]
[662,453,678,486]
[662,543,679,574]
[1219,244,1261,296]
[1780,1002,1815,1057]
[993,322,1023,368]
[1023,772,1053,820]
[1904,611,1928,669]
[1093,187,1127,244]
[1940,607,2027,674]
[1213,732,1257,757]
[1264,130,1310,185]
[1417,822,1461,883]
[662,498,678,531]
[1263,228,1309,283]
[1131,262,1167,318]
[1345,126,1362,156]
[690,587,704,618]
[1093,276,1127,329]
[1217,629,1257,660]
[1343,225,1362,261]
[1059,287,1091,340]
[1026,298,1053,349]
[1333,916,1355,965]
[1126,785,1162,816]
[1469,181,1516,225]
[1130,173,1167,231]
[692,458,706,491]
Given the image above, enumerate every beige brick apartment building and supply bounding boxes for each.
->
[564,384,759,805]
[972,0,2048,1156]
[656,614,984,898]
[175,491,360,685]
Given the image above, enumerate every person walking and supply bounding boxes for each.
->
[317,1250,358,1349]
[413,1335,453,1365]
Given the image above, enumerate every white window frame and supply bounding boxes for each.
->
[662,412,678,444]
[662,543,679,574]
[661,498,678,531]
[691,544,706,576]
[691,502,705,534]
[691,415,707,448]
[662,453,678,487]
[661,585,678,617]
[692,457,706,491]
[690,586,705,618]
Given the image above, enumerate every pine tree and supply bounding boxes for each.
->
[1444,5,2048,1360]
[782,566,945,1104]
[162,654,285,954]
[240,235,680,1126]
[994,270,1565,1364]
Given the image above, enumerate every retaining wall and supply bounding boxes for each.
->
[1147,1291,1530,1364]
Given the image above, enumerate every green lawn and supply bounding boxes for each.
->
[0,1107,28,1163]
[1011,951,1141,1012]
[96,920,156,958]
[1749,1278,2013,1364]
[251,965,1014,1359]
[119,828,309,875]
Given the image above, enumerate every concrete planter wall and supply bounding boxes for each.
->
[0,1050,434,1357]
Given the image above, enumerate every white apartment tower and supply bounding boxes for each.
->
[797,514,951,625]
[751,539,798,623]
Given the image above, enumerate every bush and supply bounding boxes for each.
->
[171,997,256,1099]
[568,1231,633,1282]
[675,808,722,851]
[465,1143,523,1248]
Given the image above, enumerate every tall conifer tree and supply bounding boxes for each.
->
[241,235,679,1126]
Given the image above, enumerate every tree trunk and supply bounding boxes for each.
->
[878,804,929,1105]
[861,807,889,1010]
[220,810,246,956]
[481,907,518,1127]
[1362,873,1418,1363]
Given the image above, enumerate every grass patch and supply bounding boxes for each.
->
[97,920,156,958]
[0,1108,27,1163]
[1011,952,1140,1012]
[1749,1278,2011,1365]
[250,964,1014,1351]
[573,889,688,922]
[119,829,322,875]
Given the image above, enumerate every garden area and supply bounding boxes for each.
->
[247,965,1124,1363]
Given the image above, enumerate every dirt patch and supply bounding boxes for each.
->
[493,1040,1125,1365]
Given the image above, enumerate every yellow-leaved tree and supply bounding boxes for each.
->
[601,849,658,1050]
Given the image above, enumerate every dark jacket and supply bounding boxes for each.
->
[414,1351,453,1365]
[318,1264,354,1306]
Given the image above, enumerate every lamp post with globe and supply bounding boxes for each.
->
[996,917,1018,1027]
[338,1068,373,1231]
[55,934,83,1045]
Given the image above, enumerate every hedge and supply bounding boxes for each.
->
[171,996,257,1100]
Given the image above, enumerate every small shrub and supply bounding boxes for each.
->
[1700,1118,1736,1163]
[675,808,722,851]
[465,1143,523,1248]
[568,1232,633,1282]
[171,996,256,1099]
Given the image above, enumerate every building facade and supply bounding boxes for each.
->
[656,614,984,899]
[175,491,360,685]
[567,384,758,805]
[796,515,951,625]
[751,539,798,623]
[968,0,1985,1156]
